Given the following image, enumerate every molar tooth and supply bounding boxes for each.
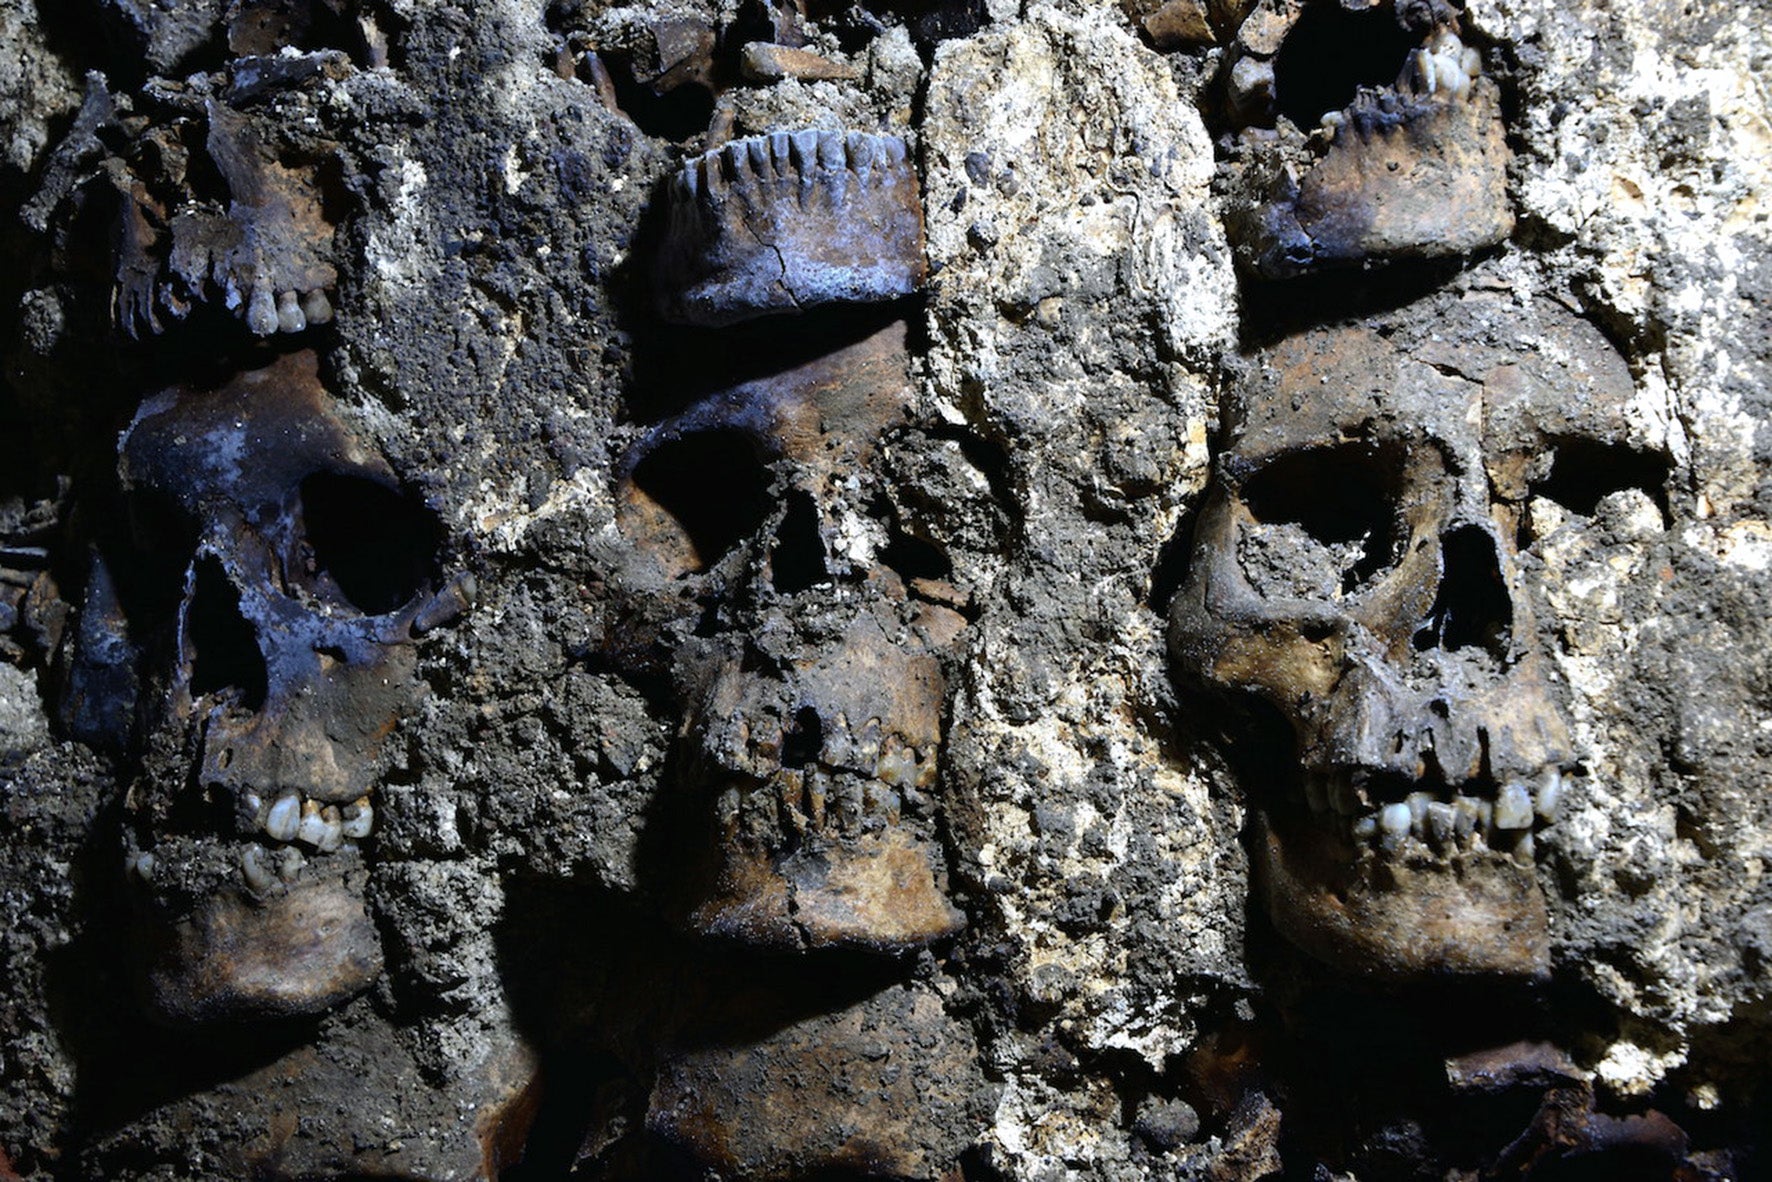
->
[265,792,301,842]
[1453,797,1480,840]
[817,130,845,170]
[300,288,333,325]
[275,289,306,334]
[1461,46,1483,77]
[240,843,275,894]
[125,850,156,884]
[246,286,278,336]
[277,846,305,882]
[341,797,373,839]
[1536,769,1564,822]
[1379,802,1411,836]
[1351,814,1378,843]
[1495,782,1533,830]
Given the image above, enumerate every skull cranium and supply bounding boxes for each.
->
[1169,291,1667,979]
[108,349,466,1021]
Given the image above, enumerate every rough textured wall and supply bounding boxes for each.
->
[0,0,1768,1177]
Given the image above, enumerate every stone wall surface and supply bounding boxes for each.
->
[0,0,1767,1176]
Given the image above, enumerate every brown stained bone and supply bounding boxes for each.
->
[648,982,985,1179]
[138,868,381,1022]
[1224,4,1512,277]
[654,129,927,327]
[1168,289,1663,980]
[108,350,466,1021]
[114,76,344,338]
[617,319,968,954]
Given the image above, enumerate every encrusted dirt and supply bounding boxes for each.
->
[2,0,1769,1177]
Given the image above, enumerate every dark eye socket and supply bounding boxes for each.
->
[1533,438,1670,524]
[119,488,199,625]
[300,473,442,615]
[1238,441,1402,591]
[628,430,772,574]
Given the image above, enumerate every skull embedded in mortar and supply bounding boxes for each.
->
[1168,289,1669,979]
[615,129,971,953]
[1220,0,1512,278]
[107,350,467,1021]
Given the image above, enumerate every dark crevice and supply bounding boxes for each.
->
[1272,2,1419,130]
[1240,442,1402,593]
[186,555,268,710]
[301,473,442,615]
[1536,439,1671,525]
[1413,525,1512,657]
[781,705,823,768]
[770,489,828,592]
[629,430,773,572]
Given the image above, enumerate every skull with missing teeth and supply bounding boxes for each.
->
[106,350,465,1021]
[1222,0,1512,277]
[1169,292,1668,979]
[617,317,971,954]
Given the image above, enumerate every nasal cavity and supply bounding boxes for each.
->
[1414,525,1512,657]
[186,556,269,710]
[770,490,828,593]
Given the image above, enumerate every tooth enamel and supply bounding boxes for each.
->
[316,805,344,852]
[296,799,330,848]
[1495,783,1533,830]
[240,843,276,893]
[341,797,373,839]
[125,851,156,883]
[1352,815,1378,842]
[301,288,334,325]
[1453,797,1479,839]
[265,792,301,841]
[1513,832,1536,864]
[277,846,305,881]
[1536,769,1564,822]
[1379,802,1412,835]
[246,285,278,335]
[1426,801,1456,845]
[1406,792,1432,828]
[275,289,306,333]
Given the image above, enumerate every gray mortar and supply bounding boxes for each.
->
[0,0,1769,1176]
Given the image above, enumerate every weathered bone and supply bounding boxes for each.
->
[107,349,463,1022]
[653,129,927,326]
[1170,289,1660,979]
[1224,2,1511,277]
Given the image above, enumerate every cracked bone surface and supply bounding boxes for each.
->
[652,129,927,326]
[619,316,968,953]
[97,349,463,1022]
[1225,1,1512,277]
[1168,286,1666,980]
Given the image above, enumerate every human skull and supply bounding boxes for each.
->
[109,349,467,1021]
[1169,291,1667,979]
[1221,0,1512,278]
[616,315,969,954]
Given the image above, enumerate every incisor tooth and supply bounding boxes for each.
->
[265,792,301,841]
[1536,769,1564,822]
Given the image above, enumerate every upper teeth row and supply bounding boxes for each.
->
[1306,768,1566,860]
[242,790,374,852]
